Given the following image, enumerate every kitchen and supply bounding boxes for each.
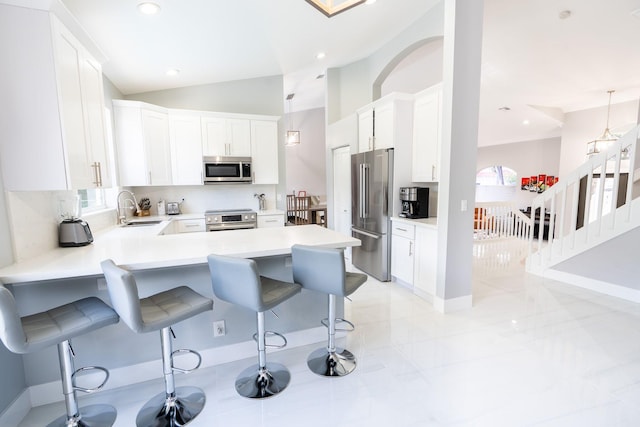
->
[0,0,477,425]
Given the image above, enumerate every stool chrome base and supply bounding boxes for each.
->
[307,347,356,377]
[135,386,205,427]
[236,363,291,399]
[46,404,117,427]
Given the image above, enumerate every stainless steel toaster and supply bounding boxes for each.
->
[166,202,180,215]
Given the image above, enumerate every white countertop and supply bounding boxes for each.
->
[391,216,438,229]
[0,224,359,284]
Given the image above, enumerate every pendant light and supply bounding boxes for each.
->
[586,90,618,156]
[285,93,300,146]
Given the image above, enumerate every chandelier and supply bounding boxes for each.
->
[285,93,300,146]
[586,90,619,157]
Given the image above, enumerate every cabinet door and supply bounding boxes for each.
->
[257,214,285,228]
[227,119,251,156]
[373,101,395,150]
[358,108,374,152]
[176,219,206,233]
[54,17,110,190]
[414,227,438,296]
[141,109,172,186]
[201,116,227,156]
[251,120,279,184]
[391,234,415,285]
[170,114,203,185]
[80,54,111,188]
[412,85,442,182]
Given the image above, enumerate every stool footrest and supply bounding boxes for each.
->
[252,330,288,349]
[321,318,355,332]
[72,366,109,393]
[171,349,203,374]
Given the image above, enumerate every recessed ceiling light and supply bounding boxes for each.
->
[558,10,571,20]
[166,68,180,76]
[138,2,161,15]
[365,0,377,5]
[316,52,326,60]
[522,119,530,125]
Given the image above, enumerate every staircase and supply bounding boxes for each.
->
[525,124,640,301]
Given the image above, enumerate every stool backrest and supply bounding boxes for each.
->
[207,254,263,312]
[291,245,345,296]
[100,259,144,333]
[0,283,28,354]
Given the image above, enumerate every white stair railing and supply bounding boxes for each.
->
[474,202,532,241]
[527,125,640,272]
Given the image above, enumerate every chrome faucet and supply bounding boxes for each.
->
[117,190,140,225]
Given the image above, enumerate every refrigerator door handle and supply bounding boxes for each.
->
[361,163,369,218]
[352,227,381,239]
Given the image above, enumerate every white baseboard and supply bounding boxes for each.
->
[433,294,473,313]
[544,269,640,303]
[24,326,327,410]
[0,389,31,427]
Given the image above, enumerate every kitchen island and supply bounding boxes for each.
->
[0,224,360,405]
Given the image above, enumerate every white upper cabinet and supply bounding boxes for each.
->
[356,93,414,153]
[412,83,442,182]
[113,101,172,186]
[113,99,280,187]
[250,119,279,184]
[357,108,375,152]
[201,115,251,157]
[0,8,110,191]
[169,112,203,185]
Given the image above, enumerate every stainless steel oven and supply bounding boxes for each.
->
[203,156,252,184]
[205,209,257,231]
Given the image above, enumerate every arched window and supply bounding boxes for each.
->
[476,166,517,186]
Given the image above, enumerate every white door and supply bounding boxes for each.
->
[333,146,352,256]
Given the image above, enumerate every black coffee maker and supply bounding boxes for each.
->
[399,187,429,219]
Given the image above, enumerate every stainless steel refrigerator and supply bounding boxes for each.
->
[351,148,393,281]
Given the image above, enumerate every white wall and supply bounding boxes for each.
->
[559,100,639,177]
[326,2,445,124]
[380,38,443,97]
[476,137,561,209]
[285,107,327,197]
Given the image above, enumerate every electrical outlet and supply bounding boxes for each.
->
[213,320,226,337]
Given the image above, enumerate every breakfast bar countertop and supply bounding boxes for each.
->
[0,225,360,285]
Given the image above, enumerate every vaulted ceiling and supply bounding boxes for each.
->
[60,0,640,146]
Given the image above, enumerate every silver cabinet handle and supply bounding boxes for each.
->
[396,227,407,232]
[409,241,413,256]
[432,165,436,181]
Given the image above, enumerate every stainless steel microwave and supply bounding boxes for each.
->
[203,156,252,183]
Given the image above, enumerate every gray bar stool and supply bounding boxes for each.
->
[207,254,301,399]
[100,259,213,427]
[0,282,119,427]
[291,244,367,377]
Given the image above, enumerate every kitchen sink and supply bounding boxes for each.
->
[123,220,163,227]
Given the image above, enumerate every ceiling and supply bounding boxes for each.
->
[60,0,640,147]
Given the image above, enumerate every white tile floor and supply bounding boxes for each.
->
[18,239,640,426]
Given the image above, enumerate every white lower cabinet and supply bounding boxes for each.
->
[257,213,285,228]
[413,226,438,297]
[391,222,415,286]
[176,218,206,233]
